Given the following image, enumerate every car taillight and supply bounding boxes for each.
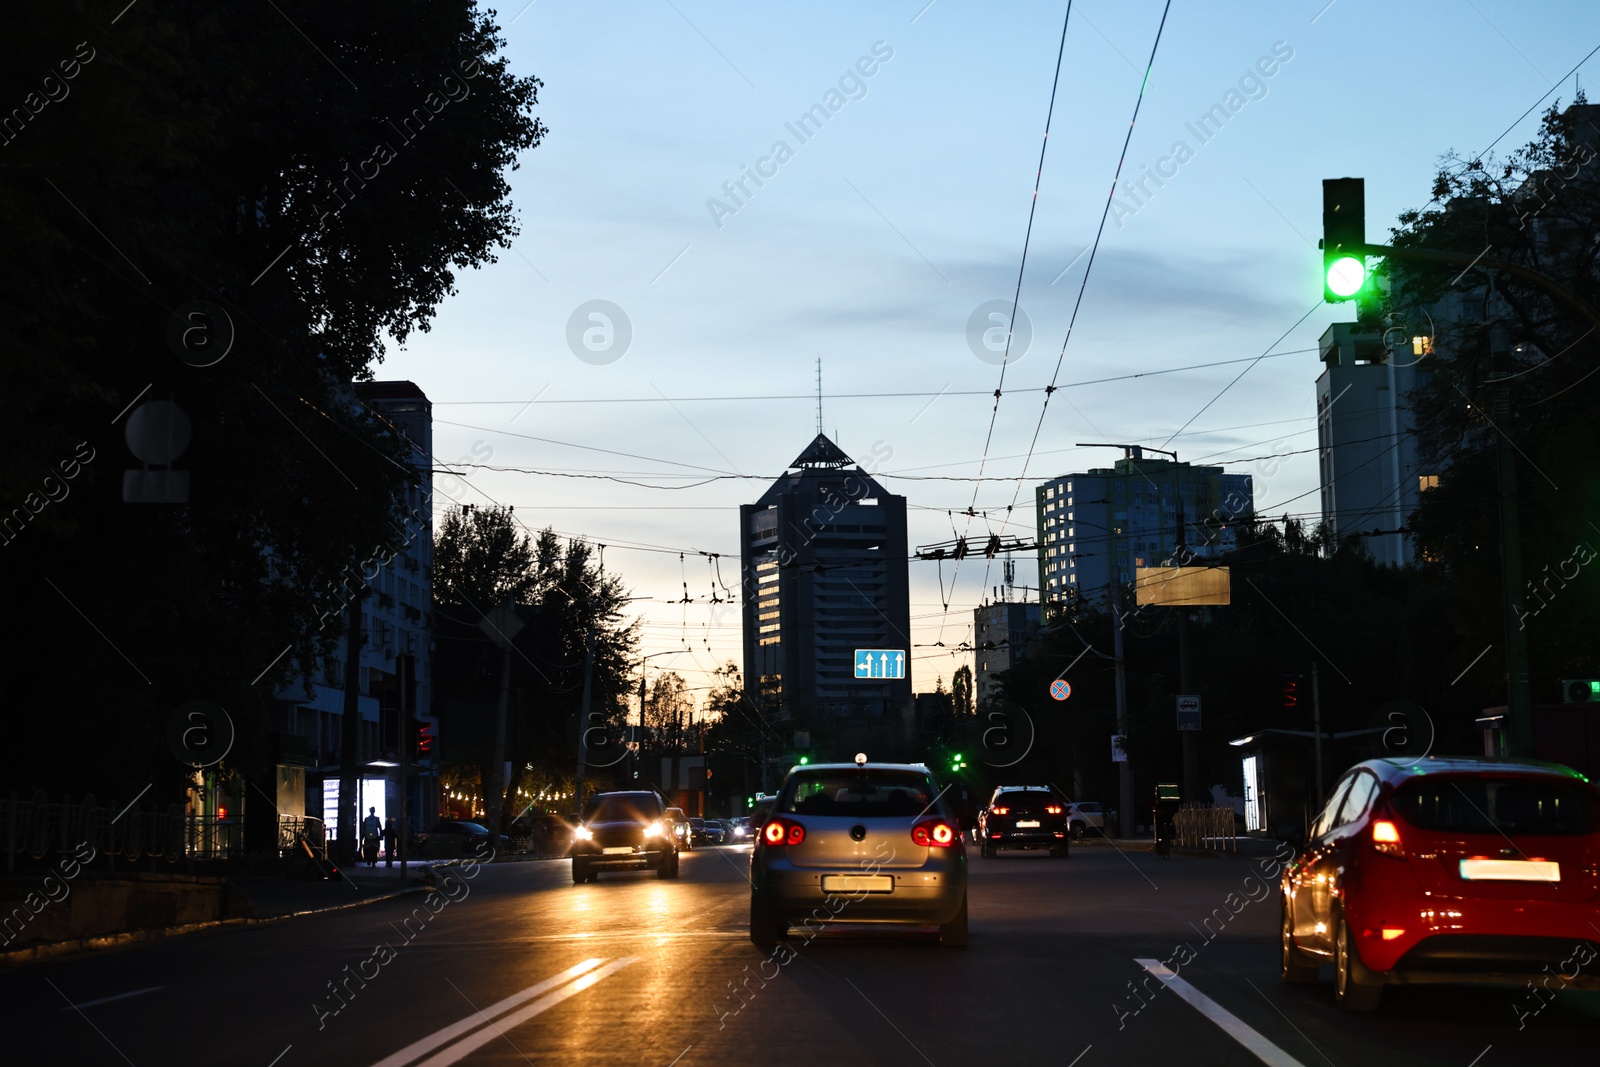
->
[762,817,805,846]
[1045,805,1063,815]
[991,806,1009,816]
[912,819,958,848]
[1371,819,1403,856]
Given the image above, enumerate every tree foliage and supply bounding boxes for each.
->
[1389,97,1600,699]
[1,2,544,801]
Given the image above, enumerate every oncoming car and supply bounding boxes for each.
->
[749,758,968,947]
[570,790,680,883]
[1281,756,1600,1011]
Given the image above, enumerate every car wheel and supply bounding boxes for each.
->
[1070,822,1085,839]
[572,859,590,885]
[1333,913,1382,1011]
[749,894,787,948]
[1280,901,1319,984]
[939,892,969,947]
[657,850,678,879]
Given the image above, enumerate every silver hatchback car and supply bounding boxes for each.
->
[749,759,968,947]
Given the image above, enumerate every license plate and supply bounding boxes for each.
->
[821,874,893,893]
[603,846,633,855]
[1017,820,1040,828]
[1459,858,1560,882]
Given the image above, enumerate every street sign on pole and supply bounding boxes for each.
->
[1111,735,1128,762]
[1176,694,1201,732]
[1049,679,1071,701]
[853,649,906,679]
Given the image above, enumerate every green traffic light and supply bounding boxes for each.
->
[798,756,809,765]
[1326,255,1365,297]
[953,754,963,761]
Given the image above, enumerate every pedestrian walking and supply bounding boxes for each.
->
[384,816,397,867]
[362,807,382,866]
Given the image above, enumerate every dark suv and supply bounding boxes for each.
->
[571,790,680,883]
[978,786,1069,858]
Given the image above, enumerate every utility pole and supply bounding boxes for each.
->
[1176,500,1197,803]
[337,590,366,867]
[1111,563,1133,838]
[572,547,603,817]
[1311,660,1324,806]
[480,598,523,840]
[1490,320,1534,756]
[397,652,410,879]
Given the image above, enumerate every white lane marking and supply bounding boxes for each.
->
[1134,960,1309,1067]
[62,986,164,1010]
[370,958,607,1067]
[414,957,638,1067]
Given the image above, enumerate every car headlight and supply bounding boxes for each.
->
[645,820,665,837]
[574,826,594,841]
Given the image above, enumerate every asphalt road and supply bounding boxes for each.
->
[3,844,1598,1066]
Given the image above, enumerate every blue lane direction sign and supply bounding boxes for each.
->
[1049,679,1071,701]
[854,649,906,679]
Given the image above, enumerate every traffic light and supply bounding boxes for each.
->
[1322,177,1367,302]
[798,756,809,765]
[1282,675,1300,710]
[414,718,433,760]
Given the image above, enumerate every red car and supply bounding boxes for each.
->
[1280,756,1600,1011]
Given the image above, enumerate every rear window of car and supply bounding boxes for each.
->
[584,794,660,823]
[781,770,939,818]
[993,791,1053,812]
[1076,803,1102,813]
[1392,776,1600,836]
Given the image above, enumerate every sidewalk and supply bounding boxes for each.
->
[1071,833,1290,861]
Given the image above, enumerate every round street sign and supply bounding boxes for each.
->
[1049,679,1071,701]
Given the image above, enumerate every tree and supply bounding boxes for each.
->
[952,664,975,717]
[642,671,696,748]
[3,2,545,805]
[431,524,639,833]
[1389,96,1600,705]
[434,505,537,610]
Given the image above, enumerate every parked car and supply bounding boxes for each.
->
[1066,801,1106,838]
[978,785,1069,858]
[413,820,501,859]
[571,790,680,883]
[1280,756,1600,1011]
[749,758,968,947]
[703,819,728,844]
[664,807,693,850]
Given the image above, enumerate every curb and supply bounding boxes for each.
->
[0,884,435,967]
[1071,838,1257,860]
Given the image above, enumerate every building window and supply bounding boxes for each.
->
[1418,474,1439,491]
[1412,335,1433,356]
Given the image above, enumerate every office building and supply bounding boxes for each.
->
[1037,449,1252,612]
[740,434,912,753]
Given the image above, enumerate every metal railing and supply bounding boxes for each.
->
[1172,803,1238,851]
[0,791,314,870]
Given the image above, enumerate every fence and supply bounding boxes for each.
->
[0,792,316,871]
[1171,803,1238,852]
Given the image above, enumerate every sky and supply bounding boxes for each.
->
[376,0,1600,709]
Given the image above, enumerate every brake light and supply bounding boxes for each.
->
[1045,805,1063,815]
[991,806,1009,816]
[1371,819,1403,856]
[912,819,958,848]
[761,817,805,847]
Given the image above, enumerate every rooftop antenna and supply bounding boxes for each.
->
[815,356,823,437]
